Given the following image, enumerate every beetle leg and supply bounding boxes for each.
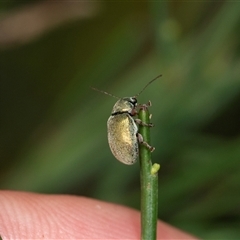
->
[137,133,155,152]
[138,100,152,108]
[147,100,152,107]
[135,118,154,127]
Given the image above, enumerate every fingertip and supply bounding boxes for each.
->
[0,191,198,239]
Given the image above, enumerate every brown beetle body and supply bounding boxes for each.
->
[107,97,138,164]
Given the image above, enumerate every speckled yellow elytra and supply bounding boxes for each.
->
[92,75,161,165]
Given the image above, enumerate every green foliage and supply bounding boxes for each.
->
[1,2,240,239]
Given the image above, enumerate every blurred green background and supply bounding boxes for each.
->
[1,1,240,239]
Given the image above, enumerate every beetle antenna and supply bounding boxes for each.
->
[135,74,162,97]
[91,86,120,99]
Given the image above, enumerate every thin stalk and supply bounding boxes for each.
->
[138,104,160,240]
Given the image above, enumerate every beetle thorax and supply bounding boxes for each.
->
[111,97,137,115]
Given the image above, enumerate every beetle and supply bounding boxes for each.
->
[92,75,161,165]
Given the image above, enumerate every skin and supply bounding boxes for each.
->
[0,191,198,239]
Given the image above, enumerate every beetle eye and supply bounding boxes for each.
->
[130,97,137,105]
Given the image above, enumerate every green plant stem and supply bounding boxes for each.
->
[138,104,160,240]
